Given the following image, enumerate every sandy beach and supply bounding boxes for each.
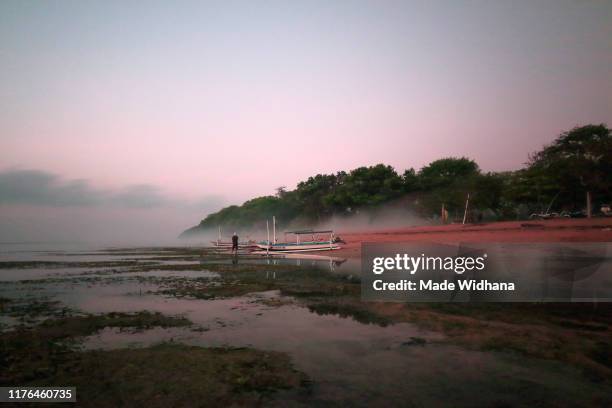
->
[335,218,612,259]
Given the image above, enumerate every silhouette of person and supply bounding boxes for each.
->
[231,232,239,254]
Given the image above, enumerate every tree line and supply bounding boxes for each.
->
[186,124,610,233]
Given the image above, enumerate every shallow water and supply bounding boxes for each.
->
[1,245,610,407]
[78,291,607,407]
[0,267,102,281]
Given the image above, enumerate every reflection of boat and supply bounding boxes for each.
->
[253,252,348,272]
[267,253,347,263]
[254,251,346,263]
[257,224,343,253]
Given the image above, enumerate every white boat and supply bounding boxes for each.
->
[257,222,343,253]
[211,240,257,249]
[210,226,257,249]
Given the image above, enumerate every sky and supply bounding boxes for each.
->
[1,0,611,243]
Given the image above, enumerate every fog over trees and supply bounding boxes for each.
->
[183,124,611,235]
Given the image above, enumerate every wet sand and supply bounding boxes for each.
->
[334,218,612,259]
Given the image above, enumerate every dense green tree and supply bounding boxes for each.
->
[526,124,611,212]
[338,164,404,207]
[418,157,480,190]
[295,173,340,219]
[402,168,419,192]
[182,124,610,236]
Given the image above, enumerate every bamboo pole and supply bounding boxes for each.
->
[266,219,270,254]
[462,193,470,225]
[273,216,276,243]
[586,191,592,218]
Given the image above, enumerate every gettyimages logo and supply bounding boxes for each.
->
[362,242,612,302]
[372,253,488,275]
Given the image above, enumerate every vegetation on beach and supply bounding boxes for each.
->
[0,296,9,308]
[36,311,192,336]
[149,262,359,300]
[305,295,612,381]
[0,248,612,406]
[2,298,71,324]
[0,260,156,269]
[1,312,192,384]
[182,124,611,235]
[308,301,392,326]
[44,344,305,407]
[0,312,307,407]
[129,257,612,383]
[364,301,612,381]
[2,310,191,337]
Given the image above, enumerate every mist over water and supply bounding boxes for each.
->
[0,204,210,247]
[183,200,429,245]
[0,189,428,247]
[0,169,225,247]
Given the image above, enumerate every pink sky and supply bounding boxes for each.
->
[1,1,610,242]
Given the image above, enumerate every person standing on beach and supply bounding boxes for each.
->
[231,232,239,254]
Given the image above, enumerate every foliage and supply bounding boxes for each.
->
[185,124,610,233]
[418,157,480,190]
[525,124,611,210]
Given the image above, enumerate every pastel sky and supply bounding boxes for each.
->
[1,0,611,243]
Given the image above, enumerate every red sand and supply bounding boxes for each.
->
[335,218,612,259]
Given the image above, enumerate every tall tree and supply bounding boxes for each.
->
[418,157,480,190]
[527,124,611,214]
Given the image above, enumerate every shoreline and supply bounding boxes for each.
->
[333,218,612,259]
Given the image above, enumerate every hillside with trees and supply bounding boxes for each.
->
[181,124,610,237]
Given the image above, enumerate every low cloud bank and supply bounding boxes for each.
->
[0,169,222,209]
[0,169,224,245]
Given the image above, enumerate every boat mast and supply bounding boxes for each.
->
[273,216,276,243]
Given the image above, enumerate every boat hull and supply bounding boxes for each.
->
[211,241,258,249]
[256,242,341,252]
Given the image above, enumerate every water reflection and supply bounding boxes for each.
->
[202,252,360,275]
[2,245,611,406]
[259,253,348,272]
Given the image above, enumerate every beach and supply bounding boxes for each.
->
[335,218,612,259]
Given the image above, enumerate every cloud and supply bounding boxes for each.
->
[0,169,99,206]
[0,169,223,210]
[0,168,227,244]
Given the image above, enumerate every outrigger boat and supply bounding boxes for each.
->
[211,240,257,249]
[210,226,257,249]
[257,217,343,253]
[257,229,342,252]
